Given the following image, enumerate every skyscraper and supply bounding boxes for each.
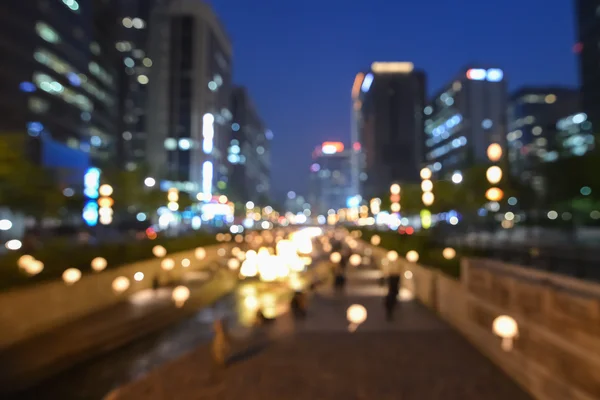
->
[352,62,426,199]
[115,0,159,170]
[228,86,272,206]
[146,0,232,198]
[0,1,120,178]
[507,87,579,180]
[308,142,353,216]
[575,0,600,131]
[424,66,506,178]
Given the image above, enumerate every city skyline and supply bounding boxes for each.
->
[207,0,579,201]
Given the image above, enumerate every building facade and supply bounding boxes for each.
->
[352,62,426,199]
[228,86,271,206]
[424,66,506,178]
[575,0,600,131]
[0,1,120,181]
[506,87,579,180]
[115,0,160,170]
[146,0,232,198]
[308,142,353,216]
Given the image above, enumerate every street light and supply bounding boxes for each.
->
[421,180,433,192]
[486,166,503,185]
[487,143,503,162]
[420,167,432,180]
[486,187,504,202]
[144,177,156,187]
[422,192,434,206]
[451,172,463,184]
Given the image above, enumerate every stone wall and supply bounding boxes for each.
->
[0,244,229,349]
[409,257,600,400]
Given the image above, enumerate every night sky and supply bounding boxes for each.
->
[207,0,578,202]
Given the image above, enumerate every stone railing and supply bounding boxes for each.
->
[0,244,229,349]
[401,256,600,400]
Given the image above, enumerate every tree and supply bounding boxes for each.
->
[0,135,65,223]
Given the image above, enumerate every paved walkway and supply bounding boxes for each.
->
[108,268,532,400]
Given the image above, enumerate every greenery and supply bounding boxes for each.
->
[0,231,219,292]
[358,229,462,278]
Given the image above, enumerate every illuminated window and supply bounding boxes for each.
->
[164,138,177,150]
[29,97,50,113]
[36,22,60,43]
[61,0,80,12]
[33,72,93,112]
[545,94,556,104]
[34,49,113,106]
[142,58,153,67]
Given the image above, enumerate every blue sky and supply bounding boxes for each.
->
[207,0,579,202]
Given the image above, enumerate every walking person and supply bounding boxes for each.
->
[210,319,230,382]
[384,267,401,321]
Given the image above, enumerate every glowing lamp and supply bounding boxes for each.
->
[406,250,419,263]
[195,247,206,260]
[347,304,367,332]
[443,247,456,260]
[227,258,240,270]
[370,235,381,246]
[487,143,503,162]
[486,187,504,202]
[18,255,35,269]
[152,245,167,258]
[91,257,107,272]
[486,166,503,184]
[172,285,190,307]
[98,184,113,197]
[391,203,401,212]
[240,259,258,277]
[112,276,130,293]
[390,184,400,195]
[493,315,519,351]
[97,197,114,208]
[161,258,175,271]
[387,250,399,262]
[181,258,191,267]
[134,272,144,281]
[420,167,432,180]
[422,192,435,206]
[62,268,82,285]
[330,252,342,264]
[349,254,362,267]
[25,260,44,276]
[421,180,433,192]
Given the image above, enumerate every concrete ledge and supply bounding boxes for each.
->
[0,244,230,349]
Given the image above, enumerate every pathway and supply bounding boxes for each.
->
[107,267,532,400]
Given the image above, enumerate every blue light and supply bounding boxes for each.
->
[90,136,101,146]
[136,212,147,222]
[486,69,503,82]
[20,82,36,92]
[265,130,274,140]
[84,167,100,199]
[361,73,374,92]
[346,195,361,208]
[83,201,99,226]
[27,122,44,136]
[67,72,81,86]
[232,123,240,131]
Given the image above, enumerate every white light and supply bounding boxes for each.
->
[62,268,82,285]
[178,138,192,150]
[466,68,486,80]
[202,113,214,154]
[132,18,145,29]
[144,177,155,187]
[493,315,518,351]
[443,247,456,260]
[420,168,432,180]
[361,73,374,92]
[246,201,255,209]
[202,161,213,198]
[449,216,459,225]
[486,69,504,82]
[137,75,149,85]
[172,285,190,307]
[451,172,463,184]
[0,219,12,230]
[504,212,515,221]
[547,210,558,220]
[134,272,144,281]
[406,250,419,263]
[5,239,22,250]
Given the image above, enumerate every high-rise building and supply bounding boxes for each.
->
[351,62,426,199]
[0,1,120,179]
[424,66,507,178]
[575,0,600,131]
[507,87,579,180]
[228,86,271,205]
[308,142,353,216]
[555,112,595,158]
[115,0,159,170]
[146,0,232,198]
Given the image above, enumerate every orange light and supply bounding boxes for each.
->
[390,194,400,203]
[486,187,504,202]
[321,142,345,154]
[487,143,503,161]
[352,73,365,99]
[406,227,414,235]
[98,197,114,208]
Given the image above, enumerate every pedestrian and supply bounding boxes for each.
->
[210,319,230,382]
[384,268,401,321]
[152,274,160,291]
